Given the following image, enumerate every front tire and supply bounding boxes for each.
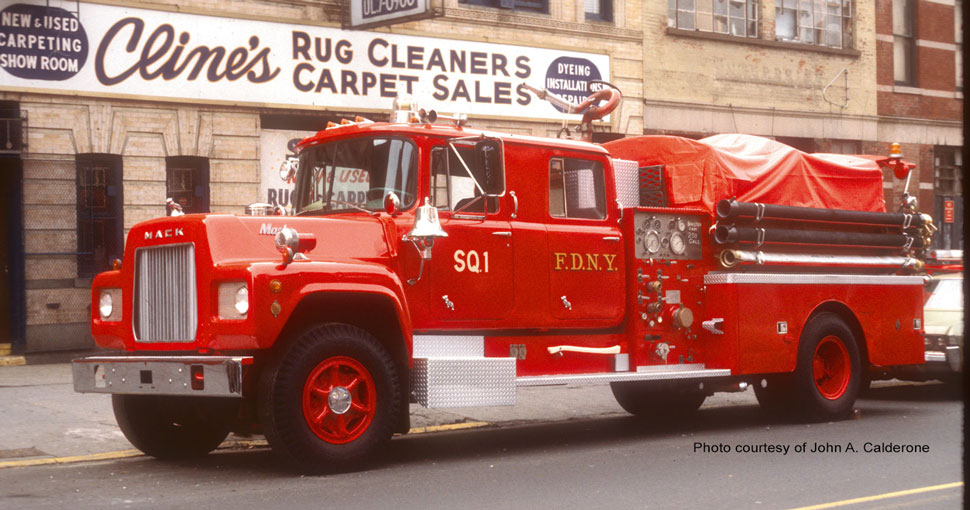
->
[790,312,861,422]
[258,324,400,471]
[112,394,234,459]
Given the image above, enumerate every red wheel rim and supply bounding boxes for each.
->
[302,356,377,444]
[813,336,850,400]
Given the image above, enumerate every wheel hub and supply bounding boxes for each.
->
[301,356,377,444]
[328,386,352,414]
[813,336,850,400]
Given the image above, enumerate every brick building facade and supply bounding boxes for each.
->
[874,0,963,249]
[0,0,961,355]
[0,0,645,354]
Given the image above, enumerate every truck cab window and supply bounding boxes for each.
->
[430,144,499,214]
[549,157,607,220]
[295,136,417,215]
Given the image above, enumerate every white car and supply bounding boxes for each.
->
[920,272,963,384]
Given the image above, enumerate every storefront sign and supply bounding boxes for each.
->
[260,129,316,210]
[349,0,432,30]
[943,200,954,223]
[0,1,609,121]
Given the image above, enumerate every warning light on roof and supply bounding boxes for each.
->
[889,142,903,159]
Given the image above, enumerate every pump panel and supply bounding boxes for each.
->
[633,212,703,260]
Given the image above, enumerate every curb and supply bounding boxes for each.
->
[0,356,26,367]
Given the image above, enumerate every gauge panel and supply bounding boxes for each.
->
[633,212,703,260]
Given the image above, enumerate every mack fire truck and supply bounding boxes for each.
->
[73,85,933,470]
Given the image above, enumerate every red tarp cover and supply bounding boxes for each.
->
[603,134,887,214]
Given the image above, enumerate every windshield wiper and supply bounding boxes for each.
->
[329,200,378,216]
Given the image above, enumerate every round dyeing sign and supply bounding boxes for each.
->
[543,56,602,113]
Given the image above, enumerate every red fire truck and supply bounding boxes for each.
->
[73,85,933,470]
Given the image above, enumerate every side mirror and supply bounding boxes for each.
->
[384,191,401,215]
[280,157,298,184]
[476,138,505,195]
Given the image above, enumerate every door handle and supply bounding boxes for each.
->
[492,231,512,237]
[510,191,518,219]
[602,236,621,242]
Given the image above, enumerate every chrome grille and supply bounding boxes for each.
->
[134,243,198,343]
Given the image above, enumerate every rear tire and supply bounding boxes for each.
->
[790,312,861,422]
[610,381,706,419]
[258,323,400,471]
[112,394,234,459]
[753,376,793,418]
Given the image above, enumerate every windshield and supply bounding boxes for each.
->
[295,136,418,215]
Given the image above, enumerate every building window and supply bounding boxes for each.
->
[585,0,613,21]
[956,0,962,90]
[460,0,548,13]
[549,158,607,220]
[668,0,758,37]
[776,0,852,48]
[76,154,123,279]
[892,0,915,84]
[165,156,209,214]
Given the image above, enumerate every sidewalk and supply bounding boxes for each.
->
[0,361,643,466]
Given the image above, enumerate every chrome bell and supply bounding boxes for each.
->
[407,198,448,240]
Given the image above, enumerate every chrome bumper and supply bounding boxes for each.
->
[924,346,962,373]
[73,356,253,397]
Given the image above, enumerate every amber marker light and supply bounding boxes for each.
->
[889,142,903,159]
[269,279,282,293]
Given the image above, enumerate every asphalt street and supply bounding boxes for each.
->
[0,362,963,509]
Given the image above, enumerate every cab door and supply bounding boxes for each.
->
[427,142,513,321]
[545,156,624,321]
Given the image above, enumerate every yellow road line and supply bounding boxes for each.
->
[0,449,142,469]
[789,482,964,510]
[0,421,491,469]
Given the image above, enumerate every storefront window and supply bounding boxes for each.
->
[776,0,852,49]
[933,147,963,250]
[76,154,123,278]
[166,156,210,214]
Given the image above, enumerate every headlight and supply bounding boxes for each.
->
[234,286,249,315]
[218,282,249,319]
[99,292,112,318]
[98,288,122,321]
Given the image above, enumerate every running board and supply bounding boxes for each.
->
[411,357,731,409]
[517,365,731,387]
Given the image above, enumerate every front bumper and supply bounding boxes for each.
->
[925,346,962,373]
[73,356,253,397]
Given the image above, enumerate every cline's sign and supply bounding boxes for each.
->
[349,0,431,30]
[0,1,609,121]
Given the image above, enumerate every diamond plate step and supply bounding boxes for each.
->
[412,357,516,408]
